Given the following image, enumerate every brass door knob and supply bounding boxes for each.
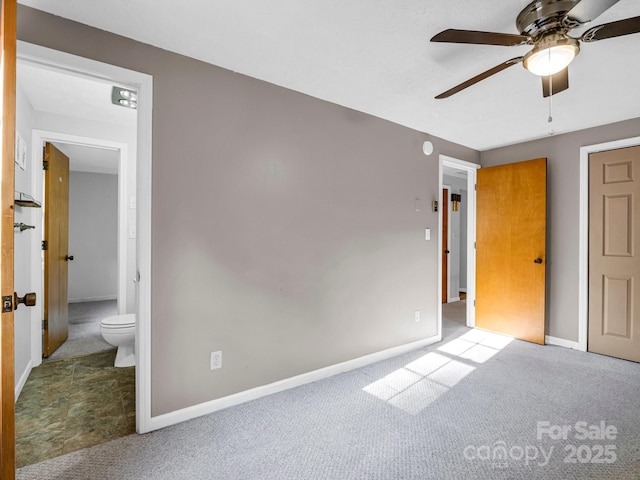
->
[14,292,36,309]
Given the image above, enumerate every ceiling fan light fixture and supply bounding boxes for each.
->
[523,36,579,76]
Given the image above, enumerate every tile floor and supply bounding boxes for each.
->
[15,350,135,468]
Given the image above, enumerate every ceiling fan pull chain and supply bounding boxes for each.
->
[548,77,553,123]
[547,49,553,123]
[548,88,554,135]
[547,50,554,136]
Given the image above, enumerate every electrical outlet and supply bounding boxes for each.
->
[210,351,222,370]
[414,310,421,322]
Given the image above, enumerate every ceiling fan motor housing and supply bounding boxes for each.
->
[516,0,582,38]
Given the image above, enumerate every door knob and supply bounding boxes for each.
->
[14,292,36,309]
[65,255,74,261]
[534,258,543,264]
[444,250,450,254]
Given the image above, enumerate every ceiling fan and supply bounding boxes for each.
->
[431,0,640,99]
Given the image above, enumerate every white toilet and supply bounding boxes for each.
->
[100,313,136,367]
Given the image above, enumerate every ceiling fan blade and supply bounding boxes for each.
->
[580,16,640,42]
[542,68,569,98]
[564,0,621,26]
[435,57,523,99]
[430,29,529,46]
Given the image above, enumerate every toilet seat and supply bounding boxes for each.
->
[101,313,135,329]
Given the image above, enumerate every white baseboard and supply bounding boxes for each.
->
[545,335,583,351]
[459,288,467,293]
[448,296,460,303]
[68,295,117,304]
[145,334,442,432]
[15,359,33,402]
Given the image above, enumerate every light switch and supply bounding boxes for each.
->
[129,196,137,209]
[425,228,431,241]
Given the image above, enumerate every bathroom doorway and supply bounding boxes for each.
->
[15,38,154,437]
[15,57,138,365]
[12,46,146,465]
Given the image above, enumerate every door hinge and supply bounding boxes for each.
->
[43,159,49,170]
[42,240,48,250]
[42,319,48,330]
[2,296,13,313]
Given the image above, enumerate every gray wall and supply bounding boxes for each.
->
[68,171,118,302]
[481,117,640,342]
[17,6,480,416]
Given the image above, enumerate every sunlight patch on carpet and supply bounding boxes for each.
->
[363,329,513,414]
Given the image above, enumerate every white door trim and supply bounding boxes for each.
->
[439,155,480,335]
[17,41,154,434]
[578,136,640,352]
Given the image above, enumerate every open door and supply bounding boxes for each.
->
[43,143,71,357]
[1,0,17,477]
[476,158,547,344]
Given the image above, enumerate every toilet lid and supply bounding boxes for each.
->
[101,313,136,327]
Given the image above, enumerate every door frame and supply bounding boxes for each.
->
[29,132,129,365]
[578,135,640,352]
[439,155,479,334]
[17,41,154,433]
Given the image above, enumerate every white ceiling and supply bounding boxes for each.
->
[17,0,640,151]
[17,62,136,128]
[17,62,130,174]
[53,143,119,175]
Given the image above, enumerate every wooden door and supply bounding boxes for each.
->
[442,188,449,303]
[588,146,640,362]
[476,158,547,344]
[43,143,70,357]
[1,0,17,477]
